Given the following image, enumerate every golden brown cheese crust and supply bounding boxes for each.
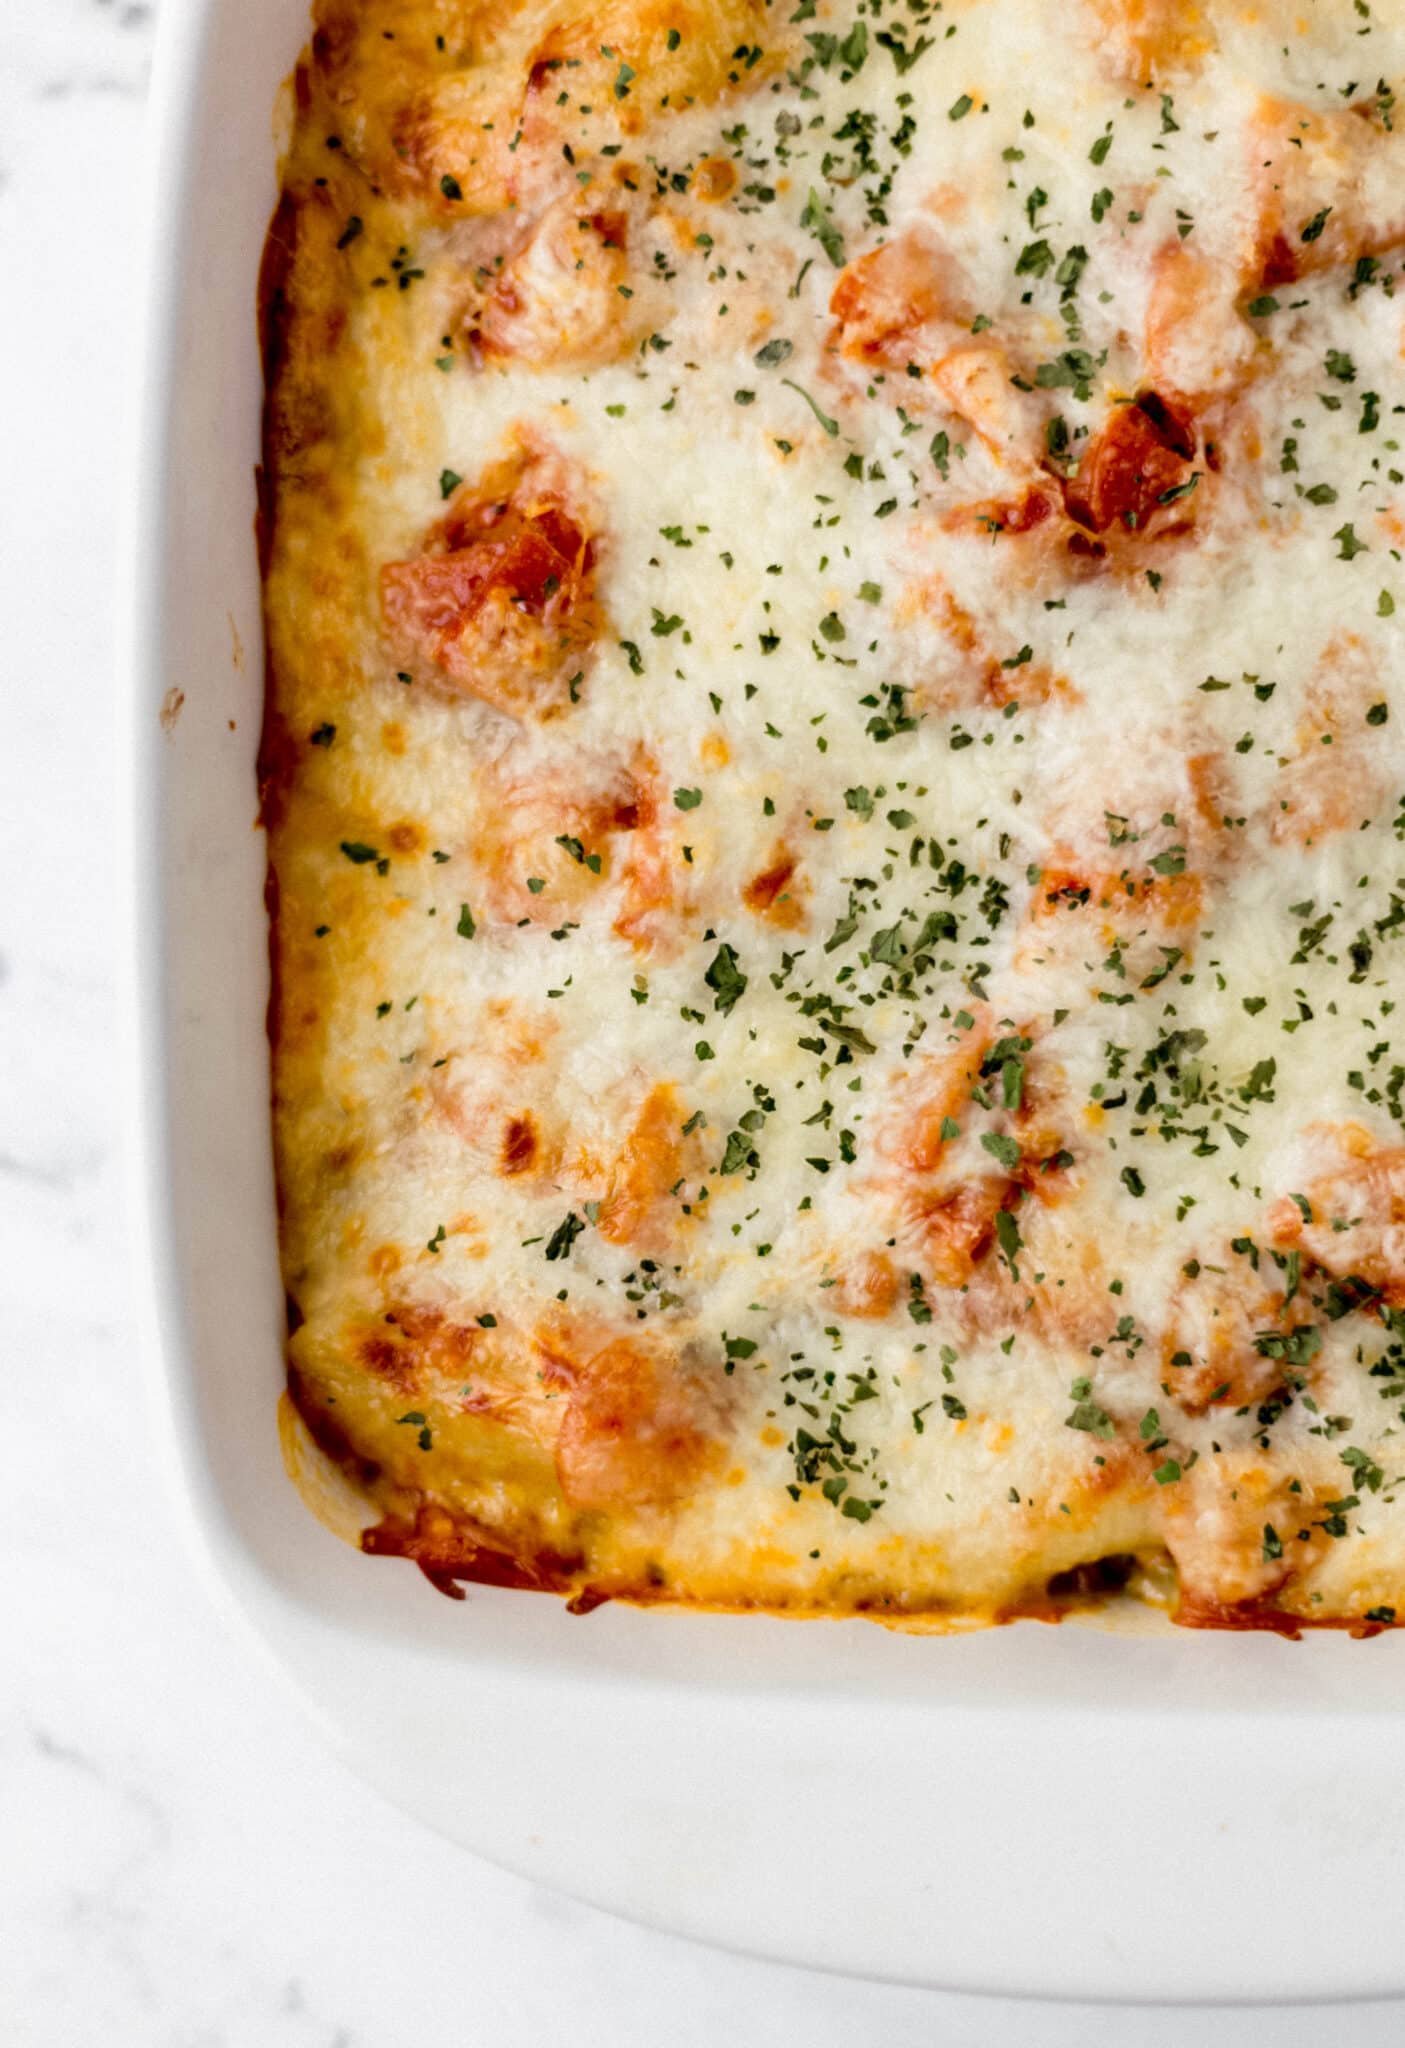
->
[263,0,1405,1631]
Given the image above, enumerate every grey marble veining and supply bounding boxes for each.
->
[8,0,153,105]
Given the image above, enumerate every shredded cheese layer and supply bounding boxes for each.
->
[263,0,1405,1629]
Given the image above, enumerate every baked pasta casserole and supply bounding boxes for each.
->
[261,0,1405,1630]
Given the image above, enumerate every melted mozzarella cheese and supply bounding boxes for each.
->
[264,0,1405,1628]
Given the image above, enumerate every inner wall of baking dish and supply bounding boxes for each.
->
[146,0,1405,1721]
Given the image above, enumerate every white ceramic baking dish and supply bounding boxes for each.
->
[123,0,1405,2000]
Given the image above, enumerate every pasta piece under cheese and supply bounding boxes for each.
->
[466,199,658,368]
[1144,244,1259,405]
[1082,0,1217,84]
[313,0,786,211]
[1246,92,1405,290]
[536,1322,727,1511]
[380,436,601,719]
[830,231,1046,468]
[1063,393,1200,538]
[1267,637,1392,848]
[1266,1126,1405,1311]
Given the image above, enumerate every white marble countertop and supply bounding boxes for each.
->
[4,5,1405,2042]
